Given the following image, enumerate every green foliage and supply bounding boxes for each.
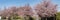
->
[1,16,6,19]
[57,12,60,20]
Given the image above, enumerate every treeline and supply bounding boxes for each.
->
[0,0,58,20]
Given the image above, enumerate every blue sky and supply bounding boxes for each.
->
[0,0,60,12]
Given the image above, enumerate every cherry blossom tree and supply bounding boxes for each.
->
[35,0,57,17]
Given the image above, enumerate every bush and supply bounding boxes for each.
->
[1,16,6,19]
[13,16,21,19]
